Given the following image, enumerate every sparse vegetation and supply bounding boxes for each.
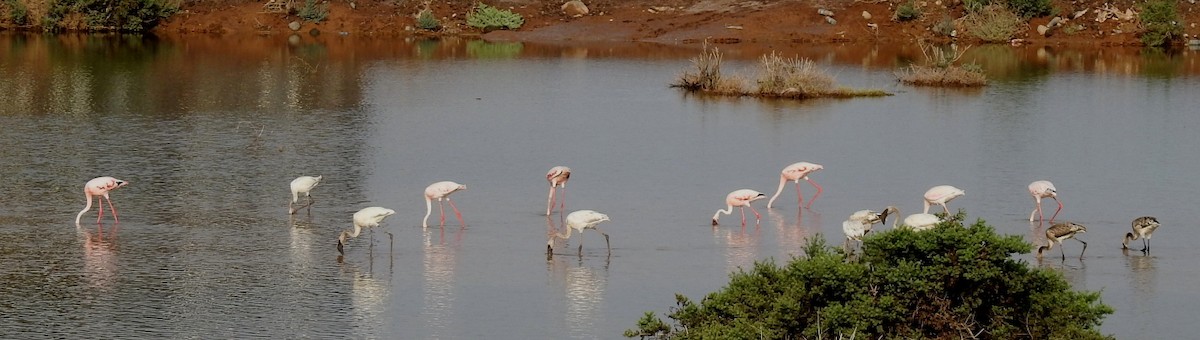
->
[963,0,992,13]
[893,1,921,22]
[962,4,1023,42]
[466,3,523,30]
[297,0,329,23]
[898,42,988,87]
[33,0,179,31]
[416,8,441,31]
[1006,0,1052,18]
[624,212,1113,339]
[1138,0,1182,47]
[673,44,890,99]
[5,0,28,26]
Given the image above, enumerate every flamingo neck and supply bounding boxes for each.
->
[75,194,94,224]
[712,204,734,221]
[423,197,433,227]
[767,175,788,208]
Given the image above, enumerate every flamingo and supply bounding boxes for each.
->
[711,189,767,226]
[75,177,129,225]
[923,185,965,214]
[337,207,396,255]
[1037,221,1088,260]
[289,175,322,215]
[1028,180,1062,222]
[902,213,942,231]
[547,210,611,256]
[1123,216,1161,252]
[546,166,571,216]
[841,207,895,252]
[424,181,466,228]
[849,206,899,228]
[767,162,824,209]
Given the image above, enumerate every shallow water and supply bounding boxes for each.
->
[1,34,1198,338]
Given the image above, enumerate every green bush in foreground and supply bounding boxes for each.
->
[1139,0,1183,47]
[466,3,523,30]
[625,212,1113,339]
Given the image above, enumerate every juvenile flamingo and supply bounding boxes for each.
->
[424,181,466,228]
[1037,222,1088,260]
[712,189,767,226]
[841,207,895,252]
[923,185,965,214]
[1123,216,1161,252]
[1027,180,1062,222]
[767,162,824,209]
[546,166,571,216]
[337,207,396,255]
[75,177,129,225]
[547,210,611,256]
[902,213,942,231]
[289,175,322,215]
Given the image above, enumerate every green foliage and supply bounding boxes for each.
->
[893,1,921,22]
[963,0,992,13]
[1138,0,1182,47]
[625,212,1114,339]
[6,0,29,26]
[962,4,1023,42]
[37,0,177,32]
[466,3,523,30]
[1006,0,1051,18]
[297,0,329,23]
[416,8,441,31]
[465,40,523,59]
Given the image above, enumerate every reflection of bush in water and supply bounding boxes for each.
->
[1141,48,1183,79]
[961,45,1044,81]
[466,40,523,59]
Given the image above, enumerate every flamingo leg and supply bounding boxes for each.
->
[748,205,762,223]
[559,187,566,216]
[1049,197,1062,222]
[547,186,556,216]
[1143,238,1150,252]
[1076,238,1087,259]
[739,207,747,226]
[794,181,803,208]
[805,178,823,208]
[106,196,119,223]
[448,199,464,226]
[941,204,950,215]
[1031,197,1042,222]
[96,196,105,223]
[438,200,446,226]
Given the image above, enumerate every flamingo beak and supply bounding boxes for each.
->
[336,240,344,255]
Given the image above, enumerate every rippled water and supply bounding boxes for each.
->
[1,34,1198,338]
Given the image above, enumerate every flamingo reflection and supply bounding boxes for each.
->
[78,224,119,291]
[548,253,608,339]
[422,226,464,337]
[713,224,761,273]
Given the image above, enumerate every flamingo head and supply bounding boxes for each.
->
[336,232,347,255]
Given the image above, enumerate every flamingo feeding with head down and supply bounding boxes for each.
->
[767,162,824,209]
[1123,216,1161,253]
[1027,180,1062,222]
[337,207,396,255]
[1037,221,1088,260]
[548,210,611,256]
[546,166,571,216]
[712,189,767,226]
[923,185,965,214]
[424,181,466,228]
[842,206,896,252]
[75,177,129,225]
[289,175,322,215]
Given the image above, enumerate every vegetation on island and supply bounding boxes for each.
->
[897,42,988,87]
[624,211,1114,339]
[673,44,891,99]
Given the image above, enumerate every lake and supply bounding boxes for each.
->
[1,33,1198,338]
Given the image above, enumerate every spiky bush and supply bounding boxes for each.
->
[416,8,441,31]
[1138,0,1182,47]
[672,44,889,99]
[756,52,834,96]
[466,3,523,30]
[625,212,1113,339]
[893,1,921,22]
[297,0,329,23]
[898,43,988,87]
[962,4,1023,42]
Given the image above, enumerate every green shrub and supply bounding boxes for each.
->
[962,4,1023,42]
[893,1,921,22]
[297,0,329,23]
[755,52,834,96]
[466,3,523,30]
[39,0,178,31]
[625,212,1114,339]
[1006,0,1051,18]
[963,0,992,13]
[1139,0,1182,47]
[416,8,440,31]
[6,0,29,26]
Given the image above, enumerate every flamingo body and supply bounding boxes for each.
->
[424,181,467,228]
[548,210,611,256]
[337,207,396,255]
[711,189,767,226]
[1027,180,1062,222]
[842,207,895,252]
[923,185,965,214]
[1123,216,1160,252]
[767,162,824,209]
[546,166,571,215]
[289,175,322,215]
[75,177,129,225]
[1037,222,1088,260]
[902,213,942,231]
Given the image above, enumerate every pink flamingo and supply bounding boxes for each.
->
[922,185,965,214]
[712,189,767,226]
[424,181,466,228]
[767,162,824,209]
[546,166,571,216]
[75,177,129,225]
[1027,180,1062,222]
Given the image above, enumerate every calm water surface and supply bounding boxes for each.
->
[1,34,1198,339]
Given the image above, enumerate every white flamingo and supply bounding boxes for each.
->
[766,162,824,209]
[289,175,322,215]
[1028,180,1061,222]
[548,210,611,256]
[712,189,767,226]
[337,207,396,255]
[546,166,571,216]
[902,213,942,231]
[923,185,965,214]
[424,181,466,228]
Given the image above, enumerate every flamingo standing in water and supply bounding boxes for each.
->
[548,210,611,256]
[289,175,322,215]
[75,177,129,225]
[337,207,396,255]
[1037,222,1088,260]
[767,162,824,209]
[546,166,571,216]
[923,185,965,214]
[1123,216,1161,252]
[424,181,466,228]
[1027,180,1062,222]
[712,189,767,226]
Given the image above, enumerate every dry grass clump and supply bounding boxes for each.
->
[672,44,890,99]
[897,43,988,87]
[961,4,1024,42]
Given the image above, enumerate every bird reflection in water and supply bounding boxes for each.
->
[338,261,391,336]
[547,250,608,339]
[422,225,463,337]
[713,221,761,273]
[769,207,820,258]
[77,224,119,291]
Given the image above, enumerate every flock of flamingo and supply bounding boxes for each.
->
[72,161,1161,261]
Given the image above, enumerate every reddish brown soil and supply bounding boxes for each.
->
[145,0,1200,47]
